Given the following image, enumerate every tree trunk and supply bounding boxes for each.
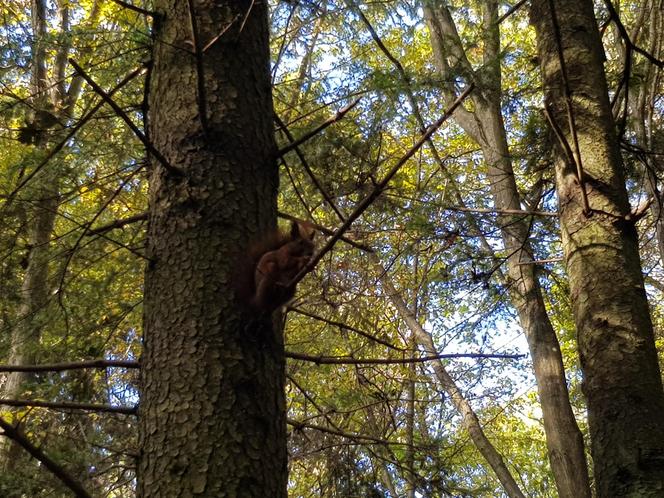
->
[138,1,286,497]
[0,0,60,469]
[423,2,591,496]
[530,1,664,496]
[631,0,664,265]
[372,255,526,498]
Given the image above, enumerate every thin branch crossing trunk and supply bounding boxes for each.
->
[531,0,664,495]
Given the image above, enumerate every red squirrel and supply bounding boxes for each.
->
[238,221,316,312]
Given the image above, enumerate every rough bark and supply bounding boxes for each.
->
[423,2,591,497]
[530,0,664,496]
[138,1,286,497]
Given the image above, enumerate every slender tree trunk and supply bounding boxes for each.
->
[530,1,664,495]
[0,0,98,473]
[423,2,591,496]
[0,0,59,469]
[138,1,286,497]
[372,256,526,498]
[632,0,664,264]
[0,191,58,469]
[404,344,416,498]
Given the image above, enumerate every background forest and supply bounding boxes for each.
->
[0,0,663,497]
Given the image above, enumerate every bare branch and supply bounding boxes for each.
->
[86,212,149,235]
[288,307,403,351]
[516,258,563,265]
[110,0,156,18]
[288,418,395,445]
[286,351,524,365]
[0,359,139,373]
[497,0,528,24]
[0,399,137,415]
[276,98,361,157]
[445,206,558,217]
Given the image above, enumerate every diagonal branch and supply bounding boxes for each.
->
[3,65,145,209]
[110,0,157,18]
[276,97,361,157]
[603,0,664,68]
[277,211,373,252]
[497,0,528,24]
[86,212,149,236]
[288,307,403,351]
[287,84,474,289]
[274,113,347,222]
[69,58,184,177]
[0,417,92,498]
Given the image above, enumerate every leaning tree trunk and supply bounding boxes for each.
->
[423,2,590,496]
[530,0,664,496]
[372,255,526,498]
[138,1,286,497]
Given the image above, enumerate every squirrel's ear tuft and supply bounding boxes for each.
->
[299,222,316,241]
[289,220,316,241]
[289,220,300,239]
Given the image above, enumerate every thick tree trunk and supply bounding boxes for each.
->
[480,107,591,498]
[530,1,664,496]
[423,2,591,496]
[138,1,286,497]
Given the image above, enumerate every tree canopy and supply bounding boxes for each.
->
[0,0,662,497]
